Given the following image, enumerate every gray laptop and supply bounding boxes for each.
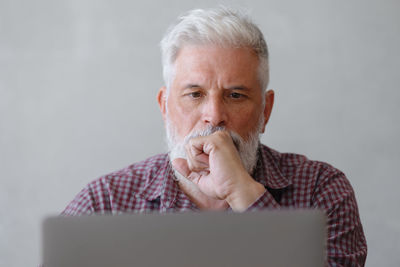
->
[42,210,326,267]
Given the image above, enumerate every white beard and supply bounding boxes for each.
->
[165,113,264,175]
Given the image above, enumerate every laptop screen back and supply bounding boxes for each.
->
[42,210,326,267]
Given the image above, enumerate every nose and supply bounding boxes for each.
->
[202,94,227,127]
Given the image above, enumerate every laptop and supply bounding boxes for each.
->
[42,210,326,267]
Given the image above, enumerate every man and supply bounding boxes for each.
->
[63,7,367,266]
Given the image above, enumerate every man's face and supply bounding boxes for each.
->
[158,45,273,144]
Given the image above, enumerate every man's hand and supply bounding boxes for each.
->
[172,165,229,210]
[172,131,266,212]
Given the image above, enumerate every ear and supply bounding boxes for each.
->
[157,86,167,122]
[261,89,274,133]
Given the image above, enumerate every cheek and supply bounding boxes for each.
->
[167,99,200,136]
[231,106,263,133]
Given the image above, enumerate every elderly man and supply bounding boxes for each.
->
[63,7,367,266]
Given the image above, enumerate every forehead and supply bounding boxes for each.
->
[172,45,261,88]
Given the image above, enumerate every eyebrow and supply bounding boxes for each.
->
[182,84,250,91]
[183,84,201,89]
[227,85,250,91]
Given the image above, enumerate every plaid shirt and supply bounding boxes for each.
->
[63,144,367,266]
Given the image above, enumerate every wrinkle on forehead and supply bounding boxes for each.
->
[171,45,261,92]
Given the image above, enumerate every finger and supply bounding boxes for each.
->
[185,142,209,172]
[177,177,213,210]
[169,163,206,200]
[187,136,212,163]
[172,159,209,185]
[185,172,202,186]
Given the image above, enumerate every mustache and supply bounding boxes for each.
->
[166,118,261,174]
[183,125,242,151]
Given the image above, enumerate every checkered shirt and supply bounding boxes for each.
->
[63,144,367,266]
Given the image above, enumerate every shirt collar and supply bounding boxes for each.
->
[138,154,181,209]
[138,154,172,200]
[253,144,292,189]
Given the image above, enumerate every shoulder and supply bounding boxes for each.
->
[260,144,345,182]
[62,153,169,215]
[100,153,169,188]
[260,145,356,210]
[92,153,168,194]
[259,145,354,205]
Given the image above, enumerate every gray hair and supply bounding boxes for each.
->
[160,6,269,93]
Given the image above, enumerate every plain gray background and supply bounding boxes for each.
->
[1,0,399,266]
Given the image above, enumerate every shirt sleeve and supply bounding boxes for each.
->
[245,170,367,266]
[61,185,97,215]
[61,178,113,215]
[313,172,367,266]
[246,189,281,210]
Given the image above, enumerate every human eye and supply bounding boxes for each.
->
[225,87,249,101]
[230,92,244,99]
[227,91,249,101]
[182,84,204,100]
[189,91,202,99]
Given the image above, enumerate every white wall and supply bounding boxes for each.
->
[1,0,399,266]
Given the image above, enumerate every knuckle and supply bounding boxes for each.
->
[213,130,230,142]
